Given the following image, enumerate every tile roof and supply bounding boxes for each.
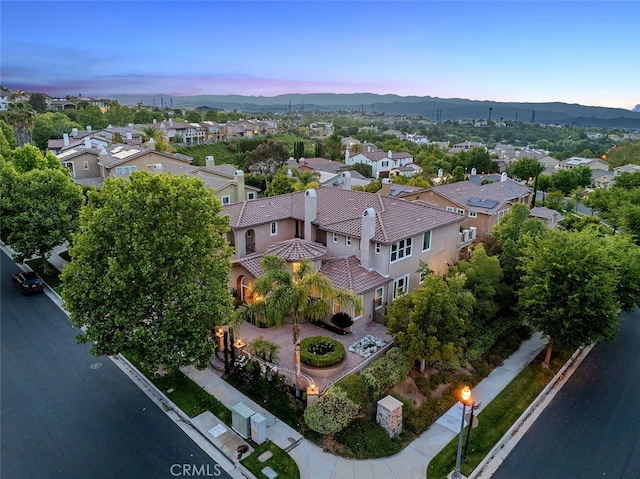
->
[224,187,463,244]
[429,180,531,213]
[265,239,327,261]
[234,253,264,277]
[320,256,392,294]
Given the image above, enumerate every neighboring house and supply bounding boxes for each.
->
[538,154,561,173]
[320,170,372,189]
[378,180,430,200]
[138,119,206,145]
[201,121,227,142]
[223,186,465,326]
[592,170,616,189]
[345,148,415,179]
[160,160,260,204]
[450,141,485,152]
[614,164,640,176]
[529,206,564,228]
[0,92,8,111]
[418,173,533,239]
[55,142,193,188]
[558,156,609,172]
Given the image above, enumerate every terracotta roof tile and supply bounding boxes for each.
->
[265,239,327,261]
[321,256,392,294]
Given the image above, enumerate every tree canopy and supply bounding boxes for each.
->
[61,172,233,372]
[386,273,474,368]
[518,228,622,366]
[0,159,83,272]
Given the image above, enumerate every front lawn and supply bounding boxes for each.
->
[241,441,300,479]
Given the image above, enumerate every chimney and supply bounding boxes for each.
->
[340,171,352,190]
[71,128,78,137]
[234,170,245,202]
[360,208,376,270]
[153,119,157,124]
[380,178,392,196]
[471,167,477,176]
[304,189,317,241]
[148,138,156,151]
[345,149,350,163]
[99,147,108,164]
[168,119,173,127]
[501,172,507,182]
[63,133,69,147]
[206,156,215,168]
[388,150,392,159]
[126,132,132,140]
[86,126,92,131]
[84,137,91,148]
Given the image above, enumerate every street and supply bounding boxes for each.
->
[1,252,231,479]
[493,308,640,479]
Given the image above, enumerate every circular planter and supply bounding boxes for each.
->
[300,357,347,378]
[300,336,345,367]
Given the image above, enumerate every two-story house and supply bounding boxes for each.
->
[418,173,532,239]
[55,142,193,188]
[223,186,464,327]
[345,148,414,179]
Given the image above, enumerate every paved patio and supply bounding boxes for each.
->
[228,320,394,393]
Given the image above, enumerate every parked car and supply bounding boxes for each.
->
[12,271,44,294]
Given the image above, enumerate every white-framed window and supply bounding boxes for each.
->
[83,160,89,170]
[456,208,465,215]
[374,287,384,309]
[247,192,256,200]
[332,232,338,243]
[221,195,231,205]
[390,238,412,263]
[375,242,381,254]
[381,160,389,167]
[446,206,454,212]
[422,231,432,252]
[346,236,351,246]
[270,221,277,236]
[62,161,75,177]
[392,275,409,300]
[469,211,477,218]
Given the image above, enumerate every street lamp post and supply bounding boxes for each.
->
[454,385,472,478]
[462,400,478,463]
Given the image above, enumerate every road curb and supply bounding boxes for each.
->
[469,344,594,479]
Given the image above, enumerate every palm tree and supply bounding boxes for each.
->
[236,255,362,396]
[291,169,321,191]
[6,102,36,146]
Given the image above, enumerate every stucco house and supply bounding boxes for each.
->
[558,156,609,172]
[345,148,415,179]
[222,186,465,327]
[55,142,193,188]
[417,173,533,239]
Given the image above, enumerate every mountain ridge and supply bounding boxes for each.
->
[110,93,640,128]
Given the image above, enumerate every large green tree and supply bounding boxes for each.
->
[0,159,83,272]
[32,112,82,150]
[245,139,290,175]
[236,255,362,396]
[507,157,544,182]
[61,172,233,373]
[386,273,474,368]
[518,228,621,367]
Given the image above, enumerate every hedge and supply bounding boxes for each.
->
[359,347,412,400]
[304,387,362,435]
[300,336,345,367]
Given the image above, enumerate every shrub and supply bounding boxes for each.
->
[360,347,411,400]
[335,374,368,411]
[304,387,362,435]
[405,397,450,434]
[415,376,432,397]
[300,336,345,367]
[247,336,280,364]
[334,418,403,458]
[330,312,354,329]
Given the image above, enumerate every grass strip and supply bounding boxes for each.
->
[26,258,62,294]
[241,441,300,479]
[427,347,572,478]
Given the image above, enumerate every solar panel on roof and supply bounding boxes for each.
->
[467,197,499,209]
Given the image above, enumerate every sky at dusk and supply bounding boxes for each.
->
[2,1,639,110]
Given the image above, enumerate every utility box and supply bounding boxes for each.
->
[250,413,267,445]
[231,403,254,439]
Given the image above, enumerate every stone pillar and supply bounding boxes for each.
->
[377,395,403,438]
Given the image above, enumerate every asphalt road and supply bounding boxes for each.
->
[1,252,231,479]
[493,308,640,479]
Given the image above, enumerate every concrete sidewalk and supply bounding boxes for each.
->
[180,333,547,479]
[18,244,555,479]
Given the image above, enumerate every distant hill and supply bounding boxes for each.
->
[110,93,640,128]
